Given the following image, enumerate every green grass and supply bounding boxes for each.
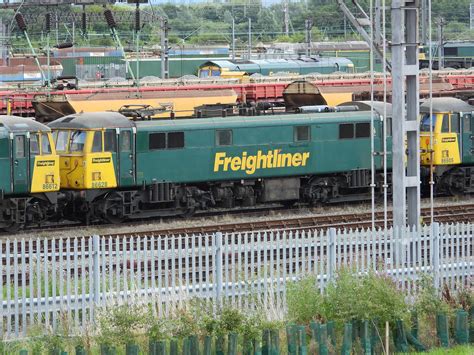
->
[402,345,474,355]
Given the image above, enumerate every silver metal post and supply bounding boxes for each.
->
[370,0,375,230]
[248,17,251,60]
[391,0,421,229]
[375,0,382,47]
[231,17,235,61]
[46,31,51,91]
[22,31,46,84]
[437,17,445,70]
[305,19,312,57]
[284,0,289,36]
[160,17,169,79]
[420,0,430,45]
[382,0,388,229]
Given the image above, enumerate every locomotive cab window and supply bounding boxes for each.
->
[294,126,310,142]
[92,131,102,153]
[15,136,25,158]
[168,132,184,149]
[41,133,52,154]
[149,133,166,150]
[463,114,472,132]
[70,131,86,152]
[30,134,40,156]
[216,130,232,146]
[104,131,117,152]
[339,123,354,139]
[386,117,392,136]
[444,47,458,56]
[54,130,69,153]
[450,114,460,133]
[355,123,371,138]
[441,114,450,133]
[120,131,132,152]
[420,114,436,132]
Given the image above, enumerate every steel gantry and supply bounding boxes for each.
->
[391,0,421,228]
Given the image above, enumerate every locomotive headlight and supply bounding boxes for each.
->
[92,172,101,181]
[45,174,54,183]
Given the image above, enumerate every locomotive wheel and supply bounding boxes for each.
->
[2,221,23,233]
[445,169,465,197]
[102,192,125,224]
[181,206,196,218]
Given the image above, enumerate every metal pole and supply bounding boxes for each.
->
[135,0,140,94]
[46,30,51,91]
[231,17,235,61]
[305,19,312,57]
[111,28,136,82]
[421,0,429,45]
[248,17,251,59]
[391,0,421,229]
[72,20,75,56]
[391,0,403,225]
[375,0,382,47]
[429,0,434,225]
[23,31,46,84]
[370,0,375,230]
[160,17,169,79]
[55,10,59,45]
[437,17,445,70]
[382,0,388,229]
[284,0,289,36]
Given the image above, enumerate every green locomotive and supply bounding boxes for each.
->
[0,116,60,231]
[49,109,389,223]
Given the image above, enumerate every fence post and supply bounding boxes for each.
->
[93,235,100,307]
[215,232,223,308]
[431,223,440,292]
[327,228,337,283]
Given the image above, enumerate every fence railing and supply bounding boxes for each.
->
[1,222,473,339]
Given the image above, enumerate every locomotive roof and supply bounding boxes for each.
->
[0,115,50,133]
[134,111,377,131]
[420,98,473,113]
[338,101,393,117]
[48,112,135,130]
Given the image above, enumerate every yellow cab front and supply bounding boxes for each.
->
[53,128,117,190]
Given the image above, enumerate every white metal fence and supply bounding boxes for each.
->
[1,222,473,339]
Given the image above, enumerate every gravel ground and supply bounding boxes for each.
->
[5,196,471,239]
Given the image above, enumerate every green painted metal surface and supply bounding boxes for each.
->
[169,339,178,355]
[455,310,469,345]
[297,325,307,355]
[0,137,11,194]
[341,323,352,355]
[436,313,450,347]
[134,112,386,185]
[286,325,297,355]
[318,324,328,355]
[270,329,279,355]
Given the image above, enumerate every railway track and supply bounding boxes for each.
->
[2,202,473,240]
[104,203,474,237]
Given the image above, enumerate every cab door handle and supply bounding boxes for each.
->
[14,160,18,166]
